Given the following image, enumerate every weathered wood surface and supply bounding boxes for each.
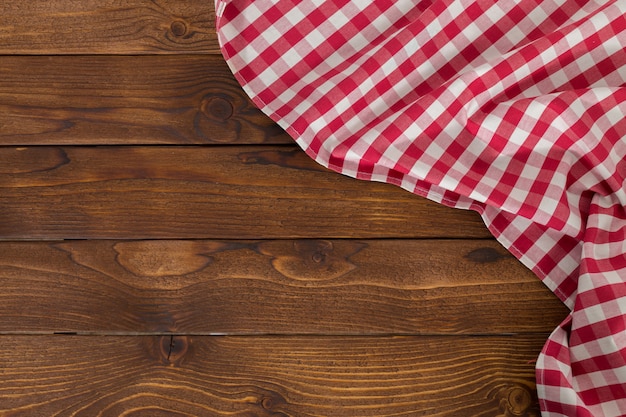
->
[0,0,219,54]
[0,335,544,416]
[0,55,290,145]
[0,146,489,240]
[0,240,567,334]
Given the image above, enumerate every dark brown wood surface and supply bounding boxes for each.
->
[0,0,219,54]
[0,146,489,239]
[0,240,567,334]
[1,335,544,416]
[0,1,566,415]
[0,56,289,145]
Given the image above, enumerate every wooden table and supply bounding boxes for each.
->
[0,1,569,415]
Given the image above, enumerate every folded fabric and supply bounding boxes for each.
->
[215,1,626,415]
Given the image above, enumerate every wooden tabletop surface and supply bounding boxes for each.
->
[0,1,569,416]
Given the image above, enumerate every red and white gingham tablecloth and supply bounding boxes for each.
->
[215,1,626,415]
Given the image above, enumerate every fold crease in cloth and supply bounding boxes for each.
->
[215,1,626,415]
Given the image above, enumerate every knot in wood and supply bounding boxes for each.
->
[257,392,288,416]
[311,251,326,263]
[261,397,274,409]
[465,247,505,264]
[499,385,534,416]
[159,335,191,366]
[170,20,188,37]
[201,96,234,122]
[267,240,359,281]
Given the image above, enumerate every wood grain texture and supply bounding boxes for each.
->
[0,240,567,334]
[0,146,490,240]
[0,55,290,145]
[0,334,545,416]
[0,0,218,54]
[0,1,559,414]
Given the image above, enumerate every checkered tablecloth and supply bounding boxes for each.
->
[215,1,626,415]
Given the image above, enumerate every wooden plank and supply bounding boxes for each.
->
[0,146,490,240]
[0,240,567,334]
[0,55,289,145]
[0,0,219,55]
[0,334,545,416]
